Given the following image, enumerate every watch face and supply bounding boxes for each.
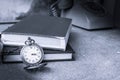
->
[20,44,44,65]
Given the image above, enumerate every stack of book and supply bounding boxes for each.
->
[1,14,74,62]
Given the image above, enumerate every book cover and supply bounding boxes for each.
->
[2,44,74,62]
[1,14,72,51]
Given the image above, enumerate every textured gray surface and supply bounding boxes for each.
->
[0,26,120,80]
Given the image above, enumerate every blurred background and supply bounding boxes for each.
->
[0,0,119,28]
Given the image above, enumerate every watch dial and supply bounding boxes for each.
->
[21,45,43,64]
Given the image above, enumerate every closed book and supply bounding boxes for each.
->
[2,44,74,62]
[1,14,72,51]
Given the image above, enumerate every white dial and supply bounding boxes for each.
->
[20,44,44,65]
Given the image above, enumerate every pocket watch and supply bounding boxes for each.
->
[20,37,47,70]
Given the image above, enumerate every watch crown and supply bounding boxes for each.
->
[25,37,35,45]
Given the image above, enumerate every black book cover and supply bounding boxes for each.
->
[2,14,72,37]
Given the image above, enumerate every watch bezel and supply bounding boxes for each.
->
[20,43,44,66]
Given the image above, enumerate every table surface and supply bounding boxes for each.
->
[0,26,120,80]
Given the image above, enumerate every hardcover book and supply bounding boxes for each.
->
[1,14,72,51]
[2,44,74,62]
